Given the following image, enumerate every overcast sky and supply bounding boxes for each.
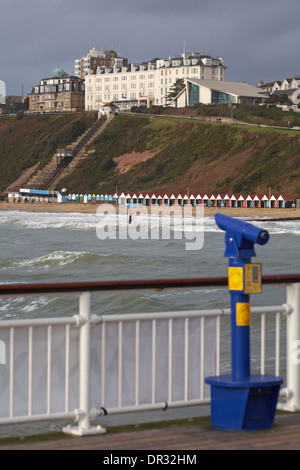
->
[1,0,300,95]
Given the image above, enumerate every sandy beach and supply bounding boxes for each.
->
[0,200,299,220]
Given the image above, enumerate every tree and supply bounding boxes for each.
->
[166,78,185,103]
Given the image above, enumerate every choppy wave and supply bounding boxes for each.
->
[4,250,132,272]
[0,210,299,235]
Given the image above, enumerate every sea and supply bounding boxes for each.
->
[0,208,299,437]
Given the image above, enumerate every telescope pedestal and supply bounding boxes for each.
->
[205,374,283,431]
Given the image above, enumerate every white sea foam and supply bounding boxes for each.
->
[0,210,299,235]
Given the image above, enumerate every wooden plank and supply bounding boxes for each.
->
[0,412,300,450]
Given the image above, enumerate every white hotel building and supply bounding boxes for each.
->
[85,52,226,110]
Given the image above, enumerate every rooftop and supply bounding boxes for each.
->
[187,79,268,99]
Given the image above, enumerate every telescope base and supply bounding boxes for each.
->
[205,374,283,431]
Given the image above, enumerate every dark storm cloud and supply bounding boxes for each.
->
[0,0,299,95]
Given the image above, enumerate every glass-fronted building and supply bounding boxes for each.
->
[183,79,268,107]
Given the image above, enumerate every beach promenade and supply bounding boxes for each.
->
[0,201,299,220]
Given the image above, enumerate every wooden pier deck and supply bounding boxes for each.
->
[1,412,300,450]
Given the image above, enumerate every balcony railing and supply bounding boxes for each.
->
[0,274,299,436]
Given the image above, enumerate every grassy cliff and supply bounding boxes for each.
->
[57,113,300,196]
[0,109,299,196]
[0,111,97,192]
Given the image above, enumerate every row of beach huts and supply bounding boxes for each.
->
[9,189,297,209]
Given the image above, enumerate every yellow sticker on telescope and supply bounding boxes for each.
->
[244,264,261,294]
[236,302,250,326]
[228,267,244,291]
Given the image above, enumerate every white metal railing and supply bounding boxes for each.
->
[0,277,299,436]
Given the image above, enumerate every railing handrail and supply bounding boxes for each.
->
[0,274,299,296]
[0,276,299,434]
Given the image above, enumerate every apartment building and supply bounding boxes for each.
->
[85,52,226,111]
[75,47,128,79]
[29,67,85,113]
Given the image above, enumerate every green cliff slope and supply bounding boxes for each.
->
[1,110,299,196]
[58,114,300,196]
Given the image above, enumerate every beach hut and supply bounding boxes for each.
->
[151,194,157,205]
[131,194,138,205]
[202,194,209,206]
[261,195,269,208]
[253,195,260,208]
[162,194,169,206]
[137,193,144,204]
[230,195,237,207]
[170,194,176,206]
[196,194,202,206]
[84,194,88,203]
[157,195,162,206]
[177,194,183,206]
[189,194,195,206]
[126,193,131,205]
[277,195,285,208]
[144,194,150,206]
[68,194,72,202]
[238,195,245,207]
[87,194,92,203]
[246,195,253,208]
[209,194,215,207]
[183,195,189,205]
[270,195,277,208]
[119,192,126,205]
[216,195,223,207]
[223,194,230,207]
[80,194,84,203]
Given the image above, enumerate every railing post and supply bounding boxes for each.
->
[63,292,106,436]
[281,283,300,411]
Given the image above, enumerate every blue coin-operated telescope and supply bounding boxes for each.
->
[206,214,283,431]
